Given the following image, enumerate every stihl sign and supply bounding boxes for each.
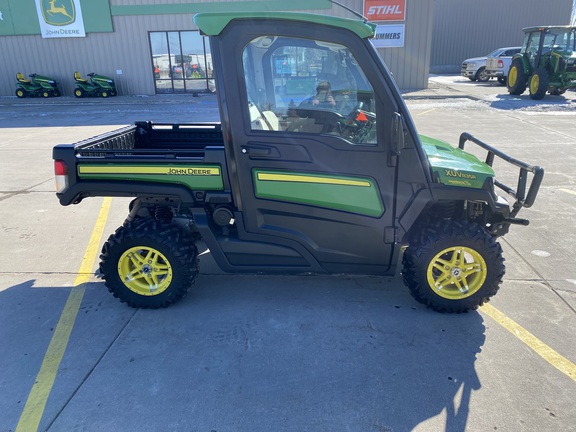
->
[364,0,406,21]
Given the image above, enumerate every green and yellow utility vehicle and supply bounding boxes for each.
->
[53,9,544,313]
[508,25,576,99]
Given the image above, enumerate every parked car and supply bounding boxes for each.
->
[461,47,521,82]
[485,47,522,85]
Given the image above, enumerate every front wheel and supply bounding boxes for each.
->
[475,67,490,82]
[402,220,505,313]
[529,67,549,100]
[99,219,199,308]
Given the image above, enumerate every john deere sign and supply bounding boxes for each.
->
[35,0,85,37]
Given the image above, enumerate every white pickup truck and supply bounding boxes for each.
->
[485,46,522,85]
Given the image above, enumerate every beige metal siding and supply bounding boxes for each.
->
[431,0,573,73]
[0,14,199,96]
[377,0,434,89]
[0,0,434,96]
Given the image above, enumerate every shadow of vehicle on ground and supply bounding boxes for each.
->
[1,275,487,431]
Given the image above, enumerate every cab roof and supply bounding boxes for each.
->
[522,25,576,33]
[193,12,376,39]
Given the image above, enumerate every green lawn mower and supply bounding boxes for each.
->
[508,26,576,100]
[16,72,60,98]
[73,71,117,98]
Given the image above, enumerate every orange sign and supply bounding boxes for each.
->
[364,0,406,21]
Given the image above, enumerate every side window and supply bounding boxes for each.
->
[241,36,377,145]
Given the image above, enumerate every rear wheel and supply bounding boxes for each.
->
[507,58,527,95]
[15,88,27,98]
[74,87,85,98]
[529,67,549,100]
[99,219,199,309]
[402,220,505,313]
[476,67,490,82]
[549,87,566,96]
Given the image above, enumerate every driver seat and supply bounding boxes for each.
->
[74,71,88,83]
[17,73,31,83]
[248,103,280,131]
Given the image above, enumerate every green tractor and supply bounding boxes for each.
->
[507,26,576,100]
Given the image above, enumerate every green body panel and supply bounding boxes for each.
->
[420,135,494,189]
[253,170,384,217]
[111,1,332,17]
[78,164,224,190]
[194,12,376,38]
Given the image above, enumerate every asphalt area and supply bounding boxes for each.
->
[0,75,575,431]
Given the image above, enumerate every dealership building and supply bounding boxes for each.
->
[0,0,573,97]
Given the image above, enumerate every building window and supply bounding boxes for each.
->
[149,31,214,94]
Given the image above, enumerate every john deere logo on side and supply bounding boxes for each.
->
[42,0,75,26]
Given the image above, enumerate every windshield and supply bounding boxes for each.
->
[486,48,504,57]
[541,29,576,52]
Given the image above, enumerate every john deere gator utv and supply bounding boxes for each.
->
[507,25,576,100]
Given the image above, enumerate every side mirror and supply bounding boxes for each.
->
[392,112,405,155]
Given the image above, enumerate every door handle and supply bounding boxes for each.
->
[241,145,280,158]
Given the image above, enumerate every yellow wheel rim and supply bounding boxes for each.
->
[508,67,517,86]
[75,90,82,97]
[426,246,487,300]
[118,246,173,296]
[530,74,539,94]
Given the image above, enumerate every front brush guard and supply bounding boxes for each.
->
[458,133,544,219]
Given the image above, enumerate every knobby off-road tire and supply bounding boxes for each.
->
[99,219,199,308]
[529,67,549,100]
[507,58,528,95]
[402,220,505,313]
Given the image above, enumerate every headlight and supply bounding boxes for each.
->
[468,62,476,68]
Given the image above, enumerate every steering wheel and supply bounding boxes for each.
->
[338,102,369,137]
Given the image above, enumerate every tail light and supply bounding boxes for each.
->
[498,60,504,68]
[54,160,68,192]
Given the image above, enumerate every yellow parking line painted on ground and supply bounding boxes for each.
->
[16,198,112,432]
[415,108,436,116]
[560,188,576,197]
[480,303,576,383]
